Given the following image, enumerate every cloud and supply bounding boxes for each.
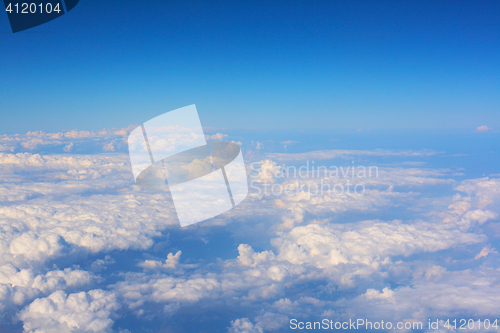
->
[281,140,298,146]
[476,125,492,133]
[254,312,289,330]
[266,149,441,161]
[63,143,74,153]
[336,267,500,322]
[112,273,221,313]
[251,160,283,184]
[274,220,483,267]
[475,246,497,260]
[228,318,263,333]
[21,138,62,151]
[0,191,177,266]
[454,177,500,209]
[235,174,498,288]
[0,127,134,154]
[102,141,115,152]
[18,290,119,333]
[206,133,228,141]
[0,266,94,311]
[0,152,180,272]
[237,218,485,289]
[90,255,115,273]
[138,251,182,269]
[1,131,500,332]
[246,161,460,230]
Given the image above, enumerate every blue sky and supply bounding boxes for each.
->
[1,0,499,133]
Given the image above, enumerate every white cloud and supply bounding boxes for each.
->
[0,152,179,269]
[454,177,500,209]
[206,133,228,141]
[475,246,497,260]
[63,143,74,153]
[138,251,182,269]
[0,266,94,311]
[266,149,441,162]
[19,289,119,333]
[337,267,500,322]
[102,141,115,152]
[112,273,221,313]
[21,138,62,151]
[476,125,492,133]
[247,218,484,288]
[90,255,115,273]
[255,312,289,331]
[0,127,134,154]
[1,134,500,332]
[228,318,263,333]
[0,192,177,267]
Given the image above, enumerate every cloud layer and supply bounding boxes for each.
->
[0,131,499,332]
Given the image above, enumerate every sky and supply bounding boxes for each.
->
[1,2,500,333]
[1,0,499,133]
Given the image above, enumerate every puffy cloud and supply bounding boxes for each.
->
[102,141,115,152]
[0,152,178,268]
[138,251,182,269]
[231,175,499,293]
[337,267,500,322]
[436,178,500,230]
[0,266,94,311]
[90,255,115,273]
[237,245,275,267]
[206,133,228,141]
[21,138,62,151]
[19,290,119,333]
[225,265,500,331]
[1,132,499,332]
[63,143,74,153]
[63,130,93,139]
[112,273,221,313]
[228,318,263,333]
[231,218,483,290]
[254,312,289,330]
[7,232,63,262]
[454,177,500,209]
[0,192,176,267]
[0,152,129,172]
[476,125,492,133]
[136,167,499,326]
[112,245,296,314]
[273,221,483,270]
[475,246,497,260]
[220,173,500,329]
[0,127,134,154]
[250,160,283,184]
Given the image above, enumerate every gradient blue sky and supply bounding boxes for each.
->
[1,0,499,133]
